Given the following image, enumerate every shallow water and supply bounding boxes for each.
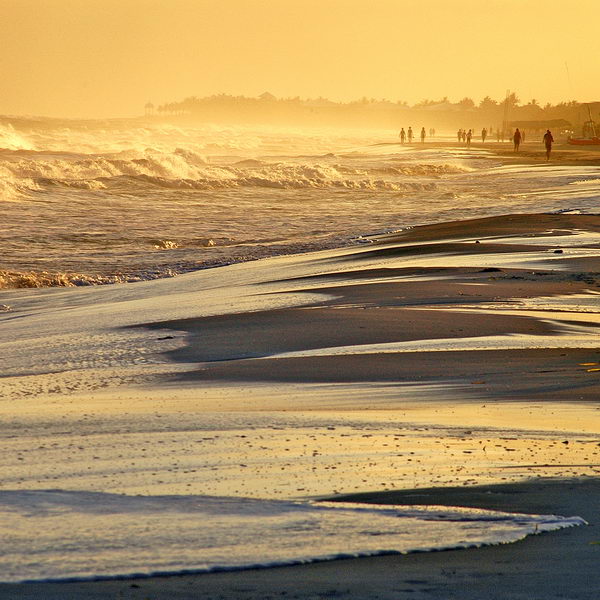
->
[0,489,583,583]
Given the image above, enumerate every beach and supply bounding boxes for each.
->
[3,480,597,599]
[1,134,600,598]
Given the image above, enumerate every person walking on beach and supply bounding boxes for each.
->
[543,129,554,161]
[457,129,462,142]
[481,128,487,143]
[513,128,522,152]
[407,127,413,143]
[420,127,426,143]
[399,128,406,144]
[466,129,472,147]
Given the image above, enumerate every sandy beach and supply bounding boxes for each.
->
[3,479,598,600]
[415,140,600,166]
[5,0,600,595]
[2,146,600,599]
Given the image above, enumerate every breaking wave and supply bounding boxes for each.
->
[0,148,444,196]
[0,119,513,291]
[0,123,36,151]
[0,170,41,201]
[0,269,149,289]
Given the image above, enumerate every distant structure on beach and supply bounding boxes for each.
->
[144,102,155,116]
[259,91,277,102]
[509,119,571,134]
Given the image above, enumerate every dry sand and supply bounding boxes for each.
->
[3,158,600,598]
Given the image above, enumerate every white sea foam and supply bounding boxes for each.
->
[0,490,584,583]
[0,123,36,151]
[0,150,445,193]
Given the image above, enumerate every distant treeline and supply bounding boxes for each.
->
[149,93,599,132]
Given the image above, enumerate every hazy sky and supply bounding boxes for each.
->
[1,0,599,118]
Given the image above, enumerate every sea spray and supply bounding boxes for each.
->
[2,120,600,287]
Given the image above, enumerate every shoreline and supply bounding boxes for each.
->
[1,478,598,599]
[3,210,600,597]
[2,148,600,597]
[392,139,600,166]
[2,140,599,292]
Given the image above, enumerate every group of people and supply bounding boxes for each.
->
[399,124,555,159]
[399,127,436,144]
[513,127,554,159]
[457,128,493,144]
[456,128,473,147]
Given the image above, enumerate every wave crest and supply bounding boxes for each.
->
[0,124,35,151]
[0,269,158,289]
[1,148,445,197]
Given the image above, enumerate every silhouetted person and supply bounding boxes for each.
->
[481,128,487,143]
[521,130,526,143]
[513,128,522,151]
[407,127,413,143]
[543,129,554,161]
[400,128,406,144]
[421,127,426,143]
[466,129,472,147]
[457,129,462,142]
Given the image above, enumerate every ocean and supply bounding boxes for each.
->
[0,118,598,583]
[3,118,600,288]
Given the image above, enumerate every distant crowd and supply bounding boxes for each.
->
[398,126,555,159]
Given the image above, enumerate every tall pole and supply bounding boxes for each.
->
[502,89,510,140]
[587,104,597,138]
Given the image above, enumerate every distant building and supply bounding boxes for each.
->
[259,92,277,101]
[144,102,155,116]
[421,100,461,112]
[508,119,571,133]
[304,98,336,108]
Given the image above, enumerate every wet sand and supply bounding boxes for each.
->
[3,479,597,600]
[3,199,600,596]
[147,212,600,404]
[408,139,600,163]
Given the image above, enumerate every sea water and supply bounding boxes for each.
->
[0,118,598,583]
[2,118,600,287]
[0,490,584,583]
